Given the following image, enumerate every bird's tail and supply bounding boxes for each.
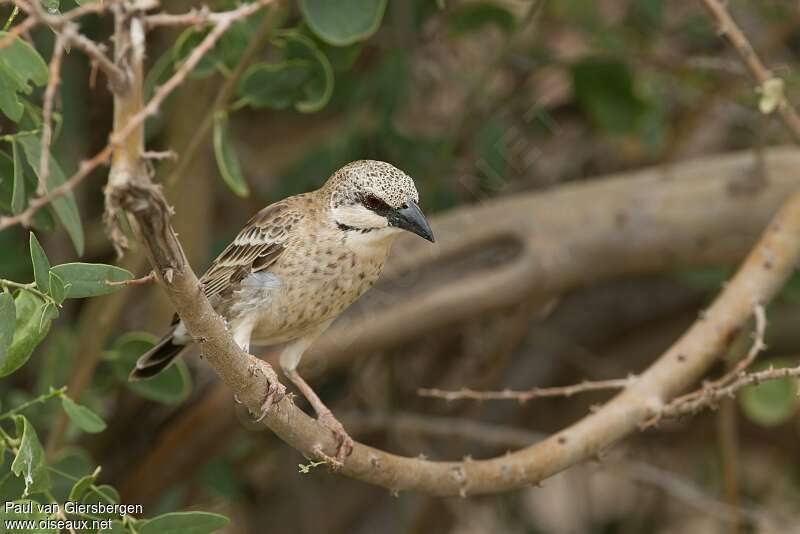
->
[129,326,188,380]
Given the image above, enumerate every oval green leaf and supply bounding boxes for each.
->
[50,263,134,298]
[212,113,249,197]
[0,30,48,87]
[10,415,50,497]
[238,60,314,110]
[68,471,98,502]
[0,292,15,363]
[61,396,107,434]
[739,359,800,427]
[0,290,56,377]
[278,30,334,113]
[29,232,51,294]
[138,512,230,534]
[11,138,25,213]
[48,270,66,305]
[300,0,387,46]
[17,134,84,255]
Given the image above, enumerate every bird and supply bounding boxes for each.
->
[130,160,435,463]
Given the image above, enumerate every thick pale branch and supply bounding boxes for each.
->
[101,0,800,497]
[120,149,800,503]
[122,180,800,495]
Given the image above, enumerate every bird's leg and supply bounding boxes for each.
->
[232,319,285,421]
[283,368,354,466]
[247,357,286,422]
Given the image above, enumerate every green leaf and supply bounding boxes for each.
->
[300,0,387,46]
[11,138,25,213]
[10,415,50,497]
[29,232,51,294]
[68,471,98,502]
[16,135,84,255]
[0,150,58,233]
[50,263,133,298]
[448,2,516,34]
[111,332,192,405]
[0,35,48,85]
[80,484,121,520]
[61,396,106,434]
[0,68,24,121]
[0,499,57,533]
[48,270,66,305]
[0,292,15,363]
[279,30,334,113]
[571,57,648,134]
[318,41,362,72]
[138,512,230,534]
[0,290,56,377]
[238,61,314,110]
[212,113,249,197]
[739,359,800,427]
[0,31,48,122]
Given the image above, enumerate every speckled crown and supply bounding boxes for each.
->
[325,160,419,209]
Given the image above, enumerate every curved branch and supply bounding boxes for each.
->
[119,161,800,495]
[104,0,800,497]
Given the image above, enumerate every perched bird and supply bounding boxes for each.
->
[131,160,434,462]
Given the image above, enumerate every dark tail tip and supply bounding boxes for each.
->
[129,332,186,381]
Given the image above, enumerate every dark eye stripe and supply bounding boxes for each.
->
[361,194,391,213]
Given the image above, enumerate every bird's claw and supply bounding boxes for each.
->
[316,410,354,468]
[245,359,286,422]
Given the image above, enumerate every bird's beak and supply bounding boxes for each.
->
[390,200,435,242]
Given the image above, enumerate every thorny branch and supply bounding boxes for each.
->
[644,303,767,426]
[38,31,66,194]
[656,361,800,422]
[418,377,635,403]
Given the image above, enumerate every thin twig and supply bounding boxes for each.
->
[7,1,126,91]
[418,377,635,403]
[38,31,66,195]
[645,304,767,426]
[699,0,800,142]
[143,6,251,29]
[653,362,800,422]
[105,271,154,287]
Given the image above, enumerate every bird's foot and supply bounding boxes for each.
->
[316,410,354,468]
[245,358,286,422]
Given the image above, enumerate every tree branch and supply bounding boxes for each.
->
[0,0,274,233]
[699,0,800,142]
[418,377,634,403]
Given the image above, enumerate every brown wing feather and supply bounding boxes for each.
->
[199,201,295,300]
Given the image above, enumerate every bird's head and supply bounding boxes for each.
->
[325,160,435,242]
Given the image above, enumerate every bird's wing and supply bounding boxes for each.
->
[199,200,298,300]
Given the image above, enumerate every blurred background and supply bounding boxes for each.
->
[2,0,800,532]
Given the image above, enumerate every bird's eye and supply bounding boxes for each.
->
[361,194,388,212]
